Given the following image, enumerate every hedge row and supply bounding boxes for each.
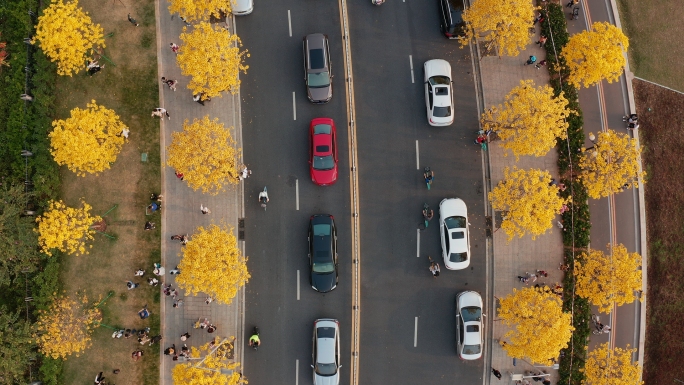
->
[0,0,63,383]
[539,3,592,385]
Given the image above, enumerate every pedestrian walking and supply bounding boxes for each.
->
[163,284,172,296]
[127,13,139,26]
[86,60,104,76]
[207,324,217,333]
[239,166,252,181]
[627,122,639,131]
[537,36,547,47]
[170,43,180,54]
[151,107,170,120]
[205,296,213,305]
[200,204,211,214]
[179,16,191,26]
[175,170,184,180]
[126,281,139,290]
[180,332,191,341]
[534,12,544,24]
[193,93,210,105]
[170,267,181,275]
[171,289,178,299]
[525,55,537,65]
[161,77,178,91]
[559,263,569,271]
[623,113,638,123]
[535,60,547,69]
[566,0,579,7]
[144,221,155,230]
[173,298,184,308]
[518,276,529,283]
[164,344,176,355]
[492,368,503,380]
[536,269,548,277]
[95,371,105,385]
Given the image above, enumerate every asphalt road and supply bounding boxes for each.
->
[237,1,351,383]
[237,1,486,384]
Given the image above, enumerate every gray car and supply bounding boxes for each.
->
[303,34,333,104]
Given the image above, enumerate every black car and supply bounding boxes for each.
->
[439,0,466,39]
[308,215,338,292]
[303,33,333,104]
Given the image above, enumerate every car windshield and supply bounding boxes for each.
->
[313,155,335,170]
[461,306,482,322]
[463,344,481,355]
[316,362,338,376]
[450,252,468,263]
[314,124,332,134]
[308,72,330,87]
[429,75,450,85]
[312,223,331,237]
[434,106,452,117]
[313,251,334,273]
[445,216,466,229]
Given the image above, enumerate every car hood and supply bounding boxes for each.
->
[314,373,339,385]
[312,167,337,186]
[440,198,467,217]
[311,271,337,293]
[309,85,332,103]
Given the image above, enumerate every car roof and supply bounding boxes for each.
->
[313,130,333,156]
[463,321,482,345]
[316,337,336,363]
[449,229,468,253]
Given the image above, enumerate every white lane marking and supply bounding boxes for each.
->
[297,270,301,300]
[415,140,420,169]
[293,92,297,120]
[409,55,415,84]
[416,229,420,257]
[288,10,292,37]
[414,317,418,347]
[296,359,299,385]
[296,179,300,210]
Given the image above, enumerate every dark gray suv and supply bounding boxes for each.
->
[439,0,466,39]
[303,33,333,104]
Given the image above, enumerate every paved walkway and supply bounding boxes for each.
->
[479,33,565,383]
[155,7,244,384]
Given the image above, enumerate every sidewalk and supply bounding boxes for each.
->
[155,8,244,384]
[479,34,565,382]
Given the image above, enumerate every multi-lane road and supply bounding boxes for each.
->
[238,1,486,384]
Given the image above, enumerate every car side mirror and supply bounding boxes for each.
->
[311,365,315,369]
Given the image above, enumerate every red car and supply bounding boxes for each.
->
[309,118,338,186]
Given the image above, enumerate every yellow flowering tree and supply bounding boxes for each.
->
[481,80,570,158]
[49,100,128,176]
[575,244,642,314]
[178,22,248,98]
[498,287,574,365]
[461,0,536,56]
[583,343,642,385]
[167,116,240,195]
[562,22,629,88]
[32,0,105,76]
[35,200,101,256]
[489,167,568,240]
[169,0,231,22]
[176,224,249,304]
[34,292,101,359]
[172,340,245,385]
[579,130,644,199]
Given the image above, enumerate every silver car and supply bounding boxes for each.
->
[303,34,333,104]
[312,319,341,385]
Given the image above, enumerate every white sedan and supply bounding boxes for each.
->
[439,198,470,270]
[423,59,454,126]
[456,291,484,360]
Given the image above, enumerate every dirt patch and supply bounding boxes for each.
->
[636,79,684,385]
[52,0,161,383]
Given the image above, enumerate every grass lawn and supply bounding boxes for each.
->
[634,79,684,385]
[617,0,684,92]
[52,0,161,383]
